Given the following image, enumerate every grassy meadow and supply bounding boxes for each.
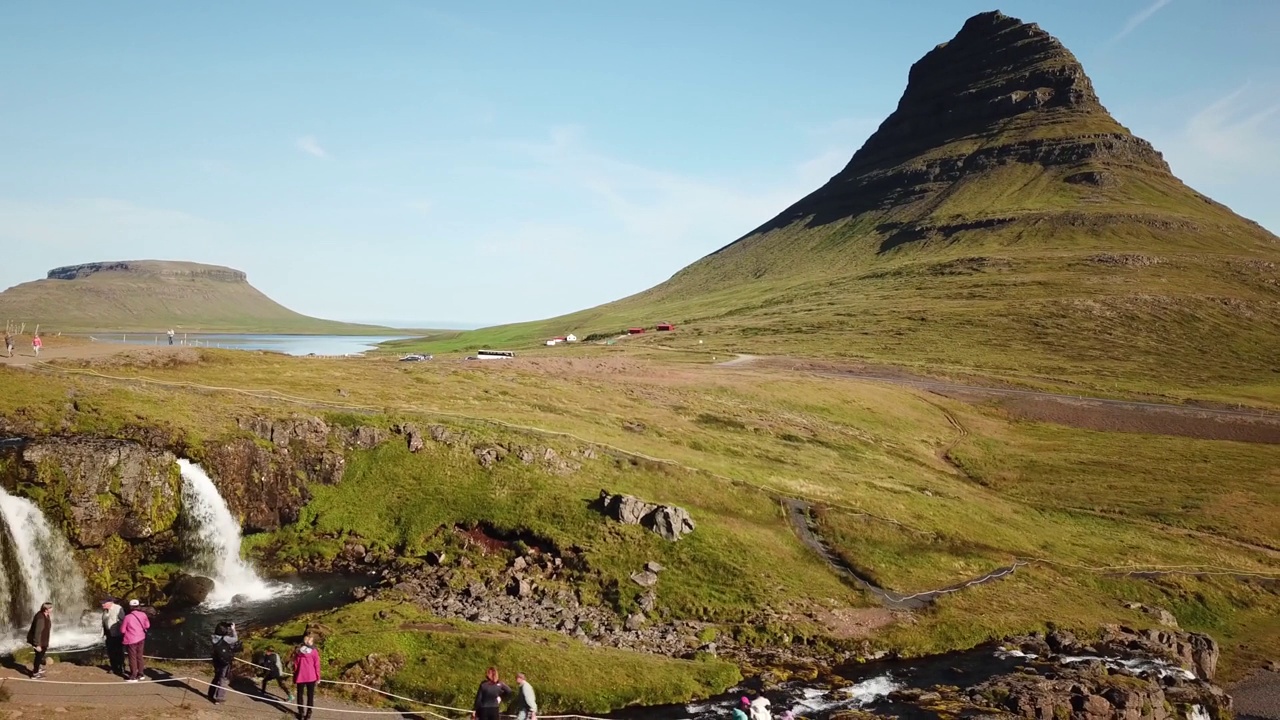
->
[0,344,1277,701]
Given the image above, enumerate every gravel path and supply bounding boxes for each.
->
[0,661,422,719]
[1233,670,1280,720]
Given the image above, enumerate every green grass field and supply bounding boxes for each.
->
[2,346,1276,695]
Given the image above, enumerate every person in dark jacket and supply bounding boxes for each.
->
[472,667,512,720]
[26,602,53,679]
[209,621,241,704]
[260,646,293,702]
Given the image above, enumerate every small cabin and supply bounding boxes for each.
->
[655,323,674,332]
[627,327,646,335]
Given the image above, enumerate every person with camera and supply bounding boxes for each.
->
[209,620,241,704]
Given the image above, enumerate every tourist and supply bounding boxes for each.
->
[750,695,773,720]
[209,620,240,704]
[260,645,293,702]
[4,331,13,358]
[31,334,42,357]
[121,599,151,682]
[167,328,175,345]
[511,672,538,720]
[291,632,322,720]
[732,697,750,720]
[26,602,53,679]
[472,667,512,720]
[101,597,125,676]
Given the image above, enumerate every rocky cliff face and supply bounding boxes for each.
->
[0,414,394,598]
[733,11,1173,239]
[46,260,248,282]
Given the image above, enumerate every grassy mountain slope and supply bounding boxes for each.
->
[406,12,1280,405]
[0,260,387,334]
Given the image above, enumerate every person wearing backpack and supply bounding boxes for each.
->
[260,646,293,702]
[209,621,240,704]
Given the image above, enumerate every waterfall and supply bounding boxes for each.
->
[0,488,102,653]
[177,459,286,607]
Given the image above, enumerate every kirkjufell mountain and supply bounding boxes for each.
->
[503,10,1280,397]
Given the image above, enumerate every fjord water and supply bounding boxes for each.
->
[99,334,404,356]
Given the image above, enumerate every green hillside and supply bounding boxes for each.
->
[404,12,1280,406]
[0,260,389,334]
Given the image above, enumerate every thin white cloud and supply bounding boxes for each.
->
[295,135,330,159]
[1165,84,1280,182]
[492,122,871,278]
[1112,0,1173,43]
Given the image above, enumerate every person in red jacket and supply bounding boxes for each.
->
[291,633,322,720]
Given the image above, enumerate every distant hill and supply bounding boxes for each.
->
[0,260,387,334]
[432,11,1280,403]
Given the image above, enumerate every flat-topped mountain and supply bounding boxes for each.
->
[0,260,384,333]
[442,10,1280,402]
[46,260,248,282]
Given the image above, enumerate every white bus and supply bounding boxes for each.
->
[474,349,515,360]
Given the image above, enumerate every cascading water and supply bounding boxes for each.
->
[177,459,288,607]
[0,488,102,653]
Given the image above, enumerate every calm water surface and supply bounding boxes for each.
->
[93,334,408,356]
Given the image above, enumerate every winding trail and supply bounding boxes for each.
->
[782,498,1022,609]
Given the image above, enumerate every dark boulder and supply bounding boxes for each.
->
[167,574,215,608]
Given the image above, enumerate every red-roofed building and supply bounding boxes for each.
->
[655,323,674,331]
[627,327,645,335]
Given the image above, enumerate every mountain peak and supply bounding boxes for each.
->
[852,10,1105,173]
[726,11,1179,239]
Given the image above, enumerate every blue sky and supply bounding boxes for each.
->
[1,1,1277,327]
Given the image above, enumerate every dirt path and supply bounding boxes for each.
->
[0,337,188,368]
[0,661,423,719]
[1232,669,1280,720]
[782,498,1021,610]
[720,355,1280,443]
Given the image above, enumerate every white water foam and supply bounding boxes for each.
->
[177,459,290,608]
[1187,705,1211,720]
[0,489,102,653]
[1060,655,1196,681]
[791,675,901,714]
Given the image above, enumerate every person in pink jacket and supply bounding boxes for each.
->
[291,633,321,719]
[120,599,151,682]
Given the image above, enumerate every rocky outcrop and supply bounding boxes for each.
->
[1011,626,1220,681]
[3,438,181,547]
[968,659,1232,720]
[597,490,695,541]
[1097,626,1219,681]
[46,260,248,283]
[167,574,215,608]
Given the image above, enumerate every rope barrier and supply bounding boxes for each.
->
[3,669,615,719]
[96,654,616,719]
